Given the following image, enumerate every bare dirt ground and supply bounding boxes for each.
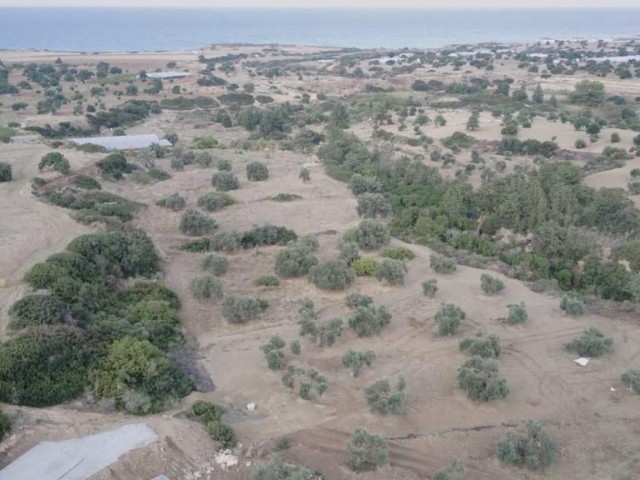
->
[1,42,640,479]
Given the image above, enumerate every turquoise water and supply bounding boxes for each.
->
[0,8,638,52]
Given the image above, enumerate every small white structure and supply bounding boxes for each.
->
[69,134,171,151]
[574,357,590,367]
[146,71,191,79]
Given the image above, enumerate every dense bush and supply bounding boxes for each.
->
[188,401,237,449]
[507,303,528,324]
[191,275,223,301]
[457,357,509,402]
[308,259,355,291]
[298,302,344,347]
[348,305,392,337]
[352,257,378,276]
[221,295,267,324]
[621,369,640,394]
[201,253,228,276]
[566,328,613,357]
[246,161,269,181]
[497,421,557,470]
[93,336,193,414]
[260,335,287,370]
[375,258,406,285]
[275,240,318,277]
[350,174,382,195]
[338,241,360,265]
[255,275,280,287]
[430,254,457,273]
[480,273,505,295]
[179,209,217,236]
[560,295,586,315]
[380,246,415,261]
[422,278,438,297]
[210,231,242,253]
[197,192,234,212]
[436,304,466,336]
[241,224,297,249]
[212,171,240,191]
[365,377,406,415]
[0,162,12,182]
[73,174,101,190]
[342,350,376,377]
[354,220,390,250]
[0,326,87,407]
[347,428,389,472]
[356,193,392,219]
[155,193,186,211]
[96,152,133,180]
[0,409,11,441]
[345,293,373,309]
[8,294,64,330]
[459,334,501,358]
[38,152,70,174]
[250,455,316,480]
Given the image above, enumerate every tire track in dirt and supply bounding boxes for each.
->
[298,427,497,480]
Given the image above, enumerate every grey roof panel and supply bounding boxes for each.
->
[70,134,172,150]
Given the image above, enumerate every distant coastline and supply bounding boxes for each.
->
[0,8,639,52]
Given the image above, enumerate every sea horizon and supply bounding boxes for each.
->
[0,7,639,52]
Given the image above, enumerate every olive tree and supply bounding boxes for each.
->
[457,357,509,401]
[355,219,390,251]
[212,171,239,191]
[246,161,269,181]
[375,258,406,285]
[275,241,318,277]
[347,428,389,472]
[342,349,376,377]
[179,209,217,236]
[565,328,613,357]
[348,305,392,337]
[201,253,228,276]
[497,421,557,470]
[0,162,12,182]
[480,273,505,295]
[191,275,223,301]
[436,304,466,336]
[364,377,406,415]
[308,259,355,291]
[38,152,70,174]
[221,295,267,324]
[356,193,392,219]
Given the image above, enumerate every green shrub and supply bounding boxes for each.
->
[459,334,501,358]
[338,241,360,265]
[179,209,217,236]
[308,259,355,291]
[621,369,640,394]
[39,152,70,174]
[355,220,390,250]
[480,273,505,295]
[507,303,528,324]
[290,340,301,355]
[436,304,466,336]
[96,152,132,180]
[299,167,311,183]
[193,136,218,149]
[422,279,438,297]
[375,258,406,285]
[195,151,213,168]
[261,335,286,370]
[198,191,234,211]
[190,275,223,300]
[212,171,239,191]
[457,357,509,402]
[147,169,170,181]
[246,161,269,181]
[201,254,228,276]
[560,295,586,315]
[270,193,302,202]
[566,328,613,357]
[345,293,373,309]
[217,158,232,171]
[350,174,382,195]
[241,224,297,248]
[433,458,465,480]
[352,257,378,276]
[348,305,392,337]
[0,409,11,441]
[255,275,280,287]
[342,349,376,377]
[356,193,392,219]
[575,138,587,149]
[0,162,12,182]
[155,193,186,211]
[628,182,640,195]
[298,305,344,347]
[73,174,101,190]
[275,241,318,278]
[365,377,406,415]
[430,254,457,273]
[210,231,242,253]
[9,294,64,330]
[497,421,556,470]
[0,326,88,407]
[250,455,316,480]
[347,428,389,472]
[221,295,267,324]
[178,238,211,252]
[207,421,237,448]
[380,246,415,261]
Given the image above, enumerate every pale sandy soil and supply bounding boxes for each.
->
[0,43,639,479]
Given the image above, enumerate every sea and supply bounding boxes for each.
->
[0,8,639,52]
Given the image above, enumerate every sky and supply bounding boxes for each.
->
[0,0,638,7]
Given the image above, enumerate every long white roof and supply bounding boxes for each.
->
[70,134,172,150]
[146,71,191,79]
